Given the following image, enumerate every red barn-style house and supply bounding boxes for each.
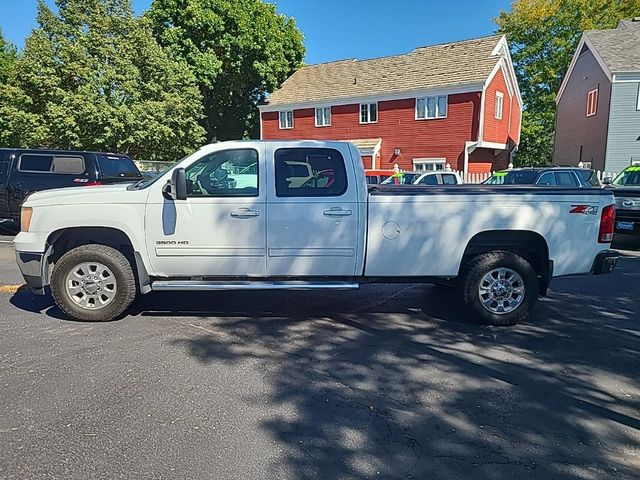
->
[260,35,522,175]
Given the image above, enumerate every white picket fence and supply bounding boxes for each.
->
[451,169,618,184]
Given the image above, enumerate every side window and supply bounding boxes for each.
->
[19,154,54,172]
[442,174,458,185]
[554,171,579,187]
[51,156,85,174]
[185,149,258,197]
[418,174,439,185]
[274,148,347,197]
[537,172,556,186]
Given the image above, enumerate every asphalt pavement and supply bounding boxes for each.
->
[0,238,638,479]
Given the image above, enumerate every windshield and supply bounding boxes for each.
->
[612,166,640,186]
[484,170,539,185]
[96,154,141,178]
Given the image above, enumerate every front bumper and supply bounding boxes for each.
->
[592,250,619,275]
[15,251,47,295]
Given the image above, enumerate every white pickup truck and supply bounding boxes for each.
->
[15,140,618,325]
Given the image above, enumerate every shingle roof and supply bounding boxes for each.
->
[585,19,640,73]
[265,35,503,107]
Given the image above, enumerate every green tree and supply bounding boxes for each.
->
[0,28,17,84]
[0,0,205,161]
[496,0,640,166]
[146,0,305,141]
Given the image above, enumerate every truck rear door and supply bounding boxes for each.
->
[0,151,10,218]
[265,144,359,276]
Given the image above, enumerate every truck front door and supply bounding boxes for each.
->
[145,146,267,277]
[266,145,359,276]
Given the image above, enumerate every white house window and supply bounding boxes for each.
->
[360,103,378,124]
[315,107,331,127]
[495,92,504,120]
[586,88,598,117]
[413,158,446,171]
[416,96,447,119]
[279,110,294,129]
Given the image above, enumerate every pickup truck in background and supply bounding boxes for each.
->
[0,149,142,221]
[14,141,618,325]
[604,165,640,241]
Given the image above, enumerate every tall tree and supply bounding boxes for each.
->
[0,0,205,161]
[496,0,640,166]
[146,0,305,141]
[0,28,17,84]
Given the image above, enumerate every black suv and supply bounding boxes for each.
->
[483,167,600,187]
[0,149,142,221]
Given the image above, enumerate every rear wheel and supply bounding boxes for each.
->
[51,245,136,322]
[460,251,538,326]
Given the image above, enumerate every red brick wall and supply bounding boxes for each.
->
[482,68,511,145]
[261,92,482,171]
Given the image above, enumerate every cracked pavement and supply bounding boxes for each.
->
[0,239,639,479]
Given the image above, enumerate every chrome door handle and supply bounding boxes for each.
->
[323,208,352,217]
[230,208,260,218]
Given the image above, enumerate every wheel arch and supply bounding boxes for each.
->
[45,227,151,293]
[460,230,552,295]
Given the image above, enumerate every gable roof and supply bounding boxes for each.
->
[584,19,640,74]
[557,19,640,103]
[264,35,504,108]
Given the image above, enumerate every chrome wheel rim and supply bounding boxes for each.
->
[478,268,525,315]
[65,262,117,310]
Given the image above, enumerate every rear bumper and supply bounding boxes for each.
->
[15,251,46,295]
[592,250,619,275]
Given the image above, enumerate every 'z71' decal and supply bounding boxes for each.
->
[570,205,598,215]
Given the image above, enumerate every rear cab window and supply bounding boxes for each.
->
[274,148,347,197]
[96,154,141,179]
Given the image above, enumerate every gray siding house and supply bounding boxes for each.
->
[555,19,640,173]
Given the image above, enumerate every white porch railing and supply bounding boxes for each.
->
[451,169,618,185]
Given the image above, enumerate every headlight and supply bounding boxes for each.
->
[20,207,33,232]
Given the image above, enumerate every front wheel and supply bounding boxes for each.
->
[460,251,538,326]
[50,245,137,322]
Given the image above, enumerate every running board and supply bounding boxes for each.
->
[150,280,360,292]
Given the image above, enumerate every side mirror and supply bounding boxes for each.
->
[602,177,613,185]
[162,168,188,200]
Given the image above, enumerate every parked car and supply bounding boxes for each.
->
[0,149,142,221]
[15,140,618,326]
[413,171,462,185]
[484,167,599,187]
[365,169,395,185]
[603,165,640,240]
[379,171,461,186]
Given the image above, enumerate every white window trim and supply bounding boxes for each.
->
[412,158,446,171]
[279,110,294,129]
[415,95,448,120]
[359,102,378,124]
[637,84,640,111]
[495,91,504,120]
[586,88,598,117]
[315,106,331,127]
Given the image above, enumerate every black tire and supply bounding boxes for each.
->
[51,244,137,322]
[460,251,538,326]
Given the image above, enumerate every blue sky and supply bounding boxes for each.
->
[0,0,512,64]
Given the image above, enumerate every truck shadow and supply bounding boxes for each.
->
[7,259,640,478]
